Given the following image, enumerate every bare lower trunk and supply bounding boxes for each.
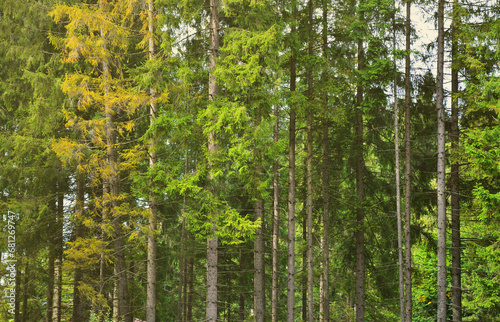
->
[355,34,365,322]
[271,96,280,322]
[404,1,412,320]
[206,0,220,320]
[436,0,447,320]
[287,5,297,321]
[53,189,64,322]
[254,199,265,321]
[72,172,85,321]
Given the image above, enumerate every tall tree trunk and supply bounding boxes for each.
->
[186,254,194,322]
[72,172,85,322]
[206,0,220,320]
[436,0,447,320]
[254,110,265,321]
[306,0,314,320]
[146,1,158,321]
[254,198,265,321]
[451,0,462,319]
[355,25,366,322]
[271,83,280,322]
[15,256,21,322]
[178,186,187,322]
[287,4,297,321]
[404,1,413,320]
[21,262,29,322]
[53,188,64,322]
[321,2,330,320]
[393,2,405,320]
[46,197,56,322]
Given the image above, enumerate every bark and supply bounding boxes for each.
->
[355,32,365,322]
[321,2,330,320]
[186,255,194,322]
[287,4,297,321]
[15,257,21,322]
[451,1,462,319]
[271,86,280,322]
[53,189,64,322]
[306,0,314,320]
[46,197,56,322]
[393,4,405,319]
[72,172,85,322]
[146,1,158,320]
[254,199,265,321]
[206,0,220,320]
[404,1,413,320]
[436,0,447,320]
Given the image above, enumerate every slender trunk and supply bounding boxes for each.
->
[451,1,461,319]
[178,190,187,321]
[355,28,366,322]
[254,111,265,321]
[146,1,158,321]
[186,255,194,321]
[393,3,405,319]
[404,1,412,320]
[46,197,56,322]
[271,85,280,322]
[72,173,85,322]
[287,5,297,321]
[206,0,220,320]
[306,1,314,320]
[53,189,64,322]
[254,199,265,321]
[15,257,21,322]
[436,0,447,320]
[302,215,307,322]
[321,2,330,320]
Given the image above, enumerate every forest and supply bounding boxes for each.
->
[1,0,500,321]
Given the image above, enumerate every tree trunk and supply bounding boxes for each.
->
[53,189,64,322]
[436,0,447,320]
[46,197,55,322]
[21,262,29,322]
[404,1,413,320]
[72,172,85,322]
[355,30,366,322]
[146,1,158,321]
[206,0,220,320]
[254,199,265,321]
[393,2,405,320]
[287,4,297,321]
[271,84,280,322]
[186,255,194,322]
[451,0,462,319]
[321,2,330,320]
[306,0,314,320]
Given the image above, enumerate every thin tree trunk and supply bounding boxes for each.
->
[287,4,297,321]
[15,257,21,322]
[146,1,158,321]
[394,3,405,319]
[206,0,220,320]
[321,2,330,320]
[72,172,85,322]
[355,27,366,322]
[46,197,56,322]
[306,0,314,320]
[451,0,462,319]
[271,83,280,322]
[254,199,265,321]
[404,1,412,320]
[53,189,64,322]
[436,0,447,320]
[186,255,194,322]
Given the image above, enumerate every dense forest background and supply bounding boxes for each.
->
[1,0,500,321]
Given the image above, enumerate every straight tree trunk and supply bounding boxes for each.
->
[254,111,265,322]
[15,256,21,322]
[393,2,405,321]
[206,0,220,320]
[53,189,64,322]
[271,85,280,322]
[321,2,330,320]
[254,199,265,321]
[436,0,447,320]
[287,4,297,322]
[451,0,462,319]
[21,263,29,322]
[355,30,366,322]
[306,0,314,320]
[186,255,194,322]
[46,197,56,322]
[146,1,158,321]
[72,172,85,322]
[404,1,413,320]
